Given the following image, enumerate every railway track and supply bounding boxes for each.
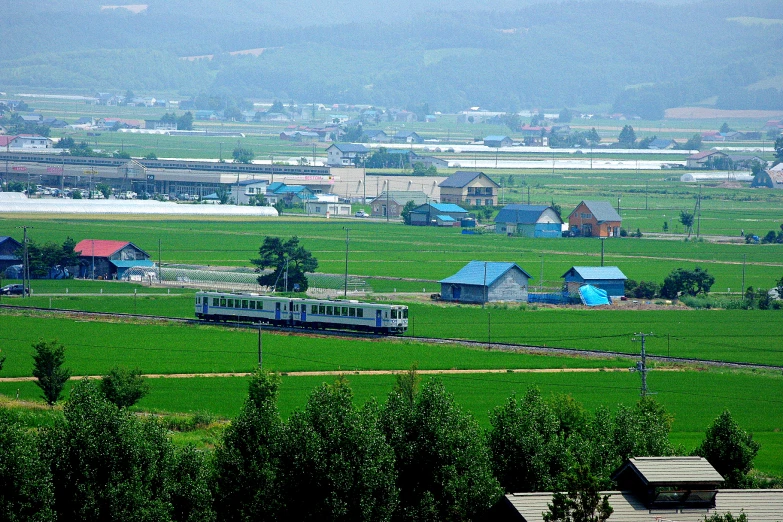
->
[3,304,782,373]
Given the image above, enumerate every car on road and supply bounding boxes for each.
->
[0,284,29,296]
[355,210,369,217]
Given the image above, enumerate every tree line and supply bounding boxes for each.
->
[1,342,770,522]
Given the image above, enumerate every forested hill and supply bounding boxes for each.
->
[1,0,781,115]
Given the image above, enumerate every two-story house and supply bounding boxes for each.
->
[325,143,370,166]
[438,171,500,206]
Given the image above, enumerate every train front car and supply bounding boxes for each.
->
[386,304,409,334]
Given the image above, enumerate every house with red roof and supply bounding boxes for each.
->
[74,240,153,279]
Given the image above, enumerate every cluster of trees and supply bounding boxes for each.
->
[2,347,766,522]
[160,111,194,130]
[14,237,79,279]
[366,148,411,169]
[624,266,715,300]
[232,147,254,163]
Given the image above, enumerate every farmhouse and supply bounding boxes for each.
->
[686,150,728,169]
[499,457,783,522]
[409,202,468,226]
[393,131,423,144]
[647,138,677,150]
[567,200,622,238]
[439,261,532,303]
[439,171,500,206]
[370,191,428,218]
[326,143,370,166]
[0,235,23,273]
[74,239,154,280]
[562,266,627,297]
[484,135,513,147]
[361,129,391,143]
[265,182,316,205]
[304,200,352,216]
[494,204,562,237]
[7,134,53,150]
[230,179,269,205]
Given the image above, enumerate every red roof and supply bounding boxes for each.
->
[0,135,17,147]
[74,240,132,257]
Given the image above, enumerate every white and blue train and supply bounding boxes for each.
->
[195,291,408,335]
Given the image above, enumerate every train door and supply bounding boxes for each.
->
[202,298,208,315]
[300,304,306,322]
[275,302,281,321]
[375,309,382,328]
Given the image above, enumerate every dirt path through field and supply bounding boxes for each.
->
[0,366,683,383]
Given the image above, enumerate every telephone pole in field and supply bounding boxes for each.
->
[631,332,654,397]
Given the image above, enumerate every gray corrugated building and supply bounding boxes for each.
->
[562,266,627,297]
[439,261,532,303]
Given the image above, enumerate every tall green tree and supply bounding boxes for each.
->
[774,136,783,165]
[543,464,613,522]
[660,266,715,299]
[251,236,318,292]
[488,388,572,493]
[276,377,398,521]
[99,366,150,409]
[381,377,502,521]
[170,446,216,522]
[212,369,282,521]
[679,210,695,236]
[617,125,636,146]
[586,128,600,145]
[38,378,175,520]
[693,410,760,488]
[401,200,417,225]
[177,112,194,131]
[0,409,54,522]
[31,340,71,406]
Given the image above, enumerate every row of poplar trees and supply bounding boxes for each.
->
[1,365,761,521]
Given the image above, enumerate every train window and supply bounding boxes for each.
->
[403,308,408,318]
[250,300,256,310]
[312,305,318,314]
[391,309,397,319]
[357,308,364,318]
[196,297,200,304]
[326,306,333,315]
[242,300,249,309]
[349,307,356,317]
[227,299,234,308]
[319,305,325,314]
[385,312,388,318]
[220,298,226,307]
[258,301,264,310]
[340,307,347,316]
[213,298,219,306]
[283,305,287,311]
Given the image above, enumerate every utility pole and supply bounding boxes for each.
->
[631,332,654,397]
[158,238,162,283]
[343,227,350,297]
[696,184,702,239]
[645,179,648,211]
[17,226,33,298]
[742,253,746,294]
[600,238,605,267]
[482,261,487,309]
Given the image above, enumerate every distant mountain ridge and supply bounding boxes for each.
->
[1,0,780,114]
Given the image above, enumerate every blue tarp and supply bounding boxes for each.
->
[578,284,611,306]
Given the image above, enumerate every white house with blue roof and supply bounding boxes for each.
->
[494,204,563,237]
[409,202,468,226]
[439,261,532,303]
[562,266,627,297]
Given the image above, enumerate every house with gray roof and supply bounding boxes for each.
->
[562,265,627,297]
[370,191,428,218]
[567,200,622,237]
[439,171,500,206]
[439,261,532,303]
[494,204,563,237]
[499,457,783,522]
[326,143,370,166]
[0,236,22,273]
[393,131,423,144]
[409,202,468,226]
[361,129,391,143]
[484,135,513,147]
[647,138,677,150]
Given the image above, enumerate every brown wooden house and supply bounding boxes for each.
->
[567,200,622,238]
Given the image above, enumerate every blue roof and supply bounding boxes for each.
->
[494,204,561,224]
[436,215,455,222]
[330,143,369,153]
[439,261,532,286]
[562,266,627,281]
[110,260,155,268]
[420,202,467,213]
[267,182,285,192]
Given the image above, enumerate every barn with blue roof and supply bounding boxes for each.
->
[439,261,532,303]
[409,202,468,226]
[562,266,627,297]
[494,204,563,237]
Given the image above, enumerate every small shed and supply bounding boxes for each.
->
[494,204,562,237]
[484,135,513,148]
[74,240,154,280]
[752,165,783,189]
[439,261,532,303]
[409,203,468,226]
[562,266,627,297]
